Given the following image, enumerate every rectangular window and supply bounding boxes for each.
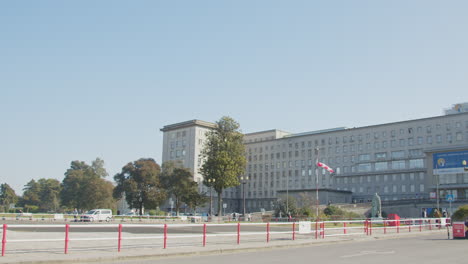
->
[357,163,372,172]
[417,137,423,145]
[392,160,406,170]
[375,152,387,160]
[409,159,424,168]
[375,162,388,171]
[399,139,405,147]
[359,154,371,161]
[391,151,405,159]
[427,136,432,144]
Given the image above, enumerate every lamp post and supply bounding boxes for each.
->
[207,179,215,216]
[463,160,467,171]
[240,176,249,220]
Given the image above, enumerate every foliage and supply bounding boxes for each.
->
[324,205,344,216]
[184,191,209,214]
[113,158,167,215]
[451,205,468,221]
[0,183,18,212]
[324,205,362,220]
[200,116,247,216]
[61,158,115,210]
[161,162,199,216]
[274,195,299,217]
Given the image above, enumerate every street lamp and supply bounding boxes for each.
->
[463,160,467,171]
[240,176,249,220]
[207,178,215,216]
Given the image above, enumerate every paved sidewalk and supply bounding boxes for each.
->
[0,228,449,264]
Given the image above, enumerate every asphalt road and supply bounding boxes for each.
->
[105,233,468,264]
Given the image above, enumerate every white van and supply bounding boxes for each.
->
[80,209,113,222]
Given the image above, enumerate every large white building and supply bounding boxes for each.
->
[161,104,468,215]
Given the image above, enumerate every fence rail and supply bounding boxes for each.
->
[1,218,450,257]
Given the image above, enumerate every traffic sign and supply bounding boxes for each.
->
[446,194,454,202]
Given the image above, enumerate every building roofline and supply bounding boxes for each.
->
[244,129,290,136]
[160,119,217,132]
[278,112,468,140]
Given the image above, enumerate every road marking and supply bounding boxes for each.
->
[341,250,396,258]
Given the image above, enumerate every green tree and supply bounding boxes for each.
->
[37,178,61,212]
[275,195,299,217]
[200,116,247,216]
[161,162,199,216]
[61,158,115,210]
[184,191,209,215]
[451,205,468,221]
[113,158,166,215]
[21,179,41,208]
[0,183,18,212]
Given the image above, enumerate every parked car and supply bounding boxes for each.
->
[80,209,113,222]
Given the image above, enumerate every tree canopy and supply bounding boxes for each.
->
[61,158,115,210]
[21,178,62,212]
[113,158,166,215]
[200,116,246,216]
[161,161,201,216]
[0,183,18,212]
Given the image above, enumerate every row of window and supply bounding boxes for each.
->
[247,158,424,174]
[247,131,466,161]
[246,120,468,153]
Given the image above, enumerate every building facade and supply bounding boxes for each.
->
[160,104,468,214]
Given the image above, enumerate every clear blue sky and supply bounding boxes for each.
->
[1,1,467,194]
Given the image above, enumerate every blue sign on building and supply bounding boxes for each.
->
[433,150,468,175]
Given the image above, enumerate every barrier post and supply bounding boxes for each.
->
[64,224,70,254]
[419,220,422,232]
[163,224,167,249]
[237,222,240,245]
[409,220,412,232]
[118,224,122,252]
[292,222,296,240]
[267,222,270,243]
[364,219,368,235]
[384,220,387,234]
[369,220,372,236]
[315,221,318,239]
[397,222,400,233]
[322,222,325,239]
[203,224,206,247]
[344,222,347,234]
[2,224,7,257]
[429,220,432,231]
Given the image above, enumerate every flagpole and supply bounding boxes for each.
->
[315,147,320,220]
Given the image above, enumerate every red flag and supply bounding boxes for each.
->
[317,162,334,173]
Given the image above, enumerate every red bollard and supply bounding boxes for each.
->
[203,224,207,247]
[2,224,7,257]
[429,220,432,231]
[64,224,70,254]
[292,222,296,240]
[322,222,325,239]
[237,222,240,245]
[118,224,122,252]
[267,222,270,243]
[419,220,422,232]
[384,220,387,234]
[164,224,167,249]
[315,221,318,239]
[344,222,347,234]
[364,220,368,235]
